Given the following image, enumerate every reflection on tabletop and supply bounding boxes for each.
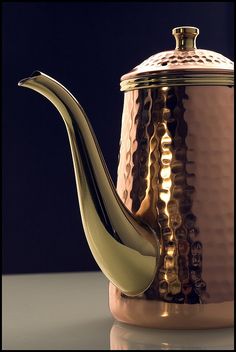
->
[110,321,234,350]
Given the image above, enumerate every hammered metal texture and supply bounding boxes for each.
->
[121,50,234,81]
[116,86,234,304]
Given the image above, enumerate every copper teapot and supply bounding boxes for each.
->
[19,26,234,329]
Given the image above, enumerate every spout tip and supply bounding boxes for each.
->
[18,78,28,86]
[18,70,42,86]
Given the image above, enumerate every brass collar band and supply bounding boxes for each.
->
[120,72,234,92]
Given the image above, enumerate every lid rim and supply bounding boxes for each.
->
[121,67,234,82]
[120,71,234,92]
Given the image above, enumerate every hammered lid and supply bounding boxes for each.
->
[120,26,234,91]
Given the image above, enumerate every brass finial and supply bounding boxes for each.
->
[172,26,199,50]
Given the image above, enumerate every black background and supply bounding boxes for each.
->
[2,2,234,274]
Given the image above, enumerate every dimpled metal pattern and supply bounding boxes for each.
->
[122,49,233,79]
[117,85,234,305]
[120,27,234,91]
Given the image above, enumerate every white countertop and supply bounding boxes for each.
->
[2,272,234,350]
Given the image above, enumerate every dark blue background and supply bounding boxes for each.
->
[2,2,234,274]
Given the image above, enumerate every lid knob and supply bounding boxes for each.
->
[172,26,199,50]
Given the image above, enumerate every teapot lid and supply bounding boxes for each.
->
[120,26,234,91]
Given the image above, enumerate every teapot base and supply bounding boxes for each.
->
[109,283,234,329]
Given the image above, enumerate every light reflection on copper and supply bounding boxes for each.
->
[116,85,233,308]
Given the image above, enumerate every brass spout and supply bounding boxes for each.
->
[18,71,159,296]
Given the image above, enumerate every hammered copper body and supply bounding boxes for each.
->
[109,85,234,328]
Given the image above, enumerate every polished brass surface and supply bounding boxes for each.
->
[18,71,159,296]
[114,85,234,327]
[172,26,199,50]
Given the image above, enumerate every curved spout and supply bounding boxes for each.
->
[18,71,159,296]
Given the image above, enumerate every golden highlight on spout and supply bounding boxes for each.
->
[18,71,159,296]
